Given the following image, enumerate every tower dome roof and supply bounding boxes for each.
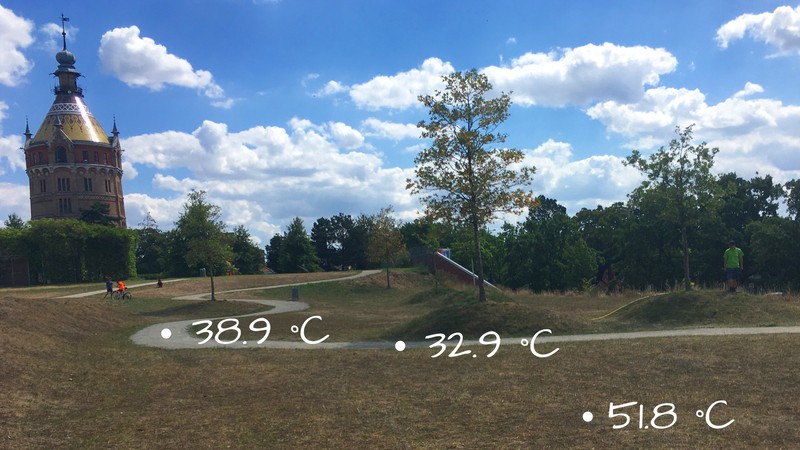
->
[31,29,109,145]
[32,98,110,144]
[56,48,76,66]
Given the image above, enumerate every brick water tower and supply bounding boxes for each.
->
[24,16,127,227]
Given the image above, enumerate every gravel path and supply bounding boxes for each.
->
[58,279,187,298]
[128,271,800,350]
[131,270,381,348]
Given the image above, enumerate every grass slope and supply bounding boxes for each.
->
[615,290,800,328]
[3,272,800,448]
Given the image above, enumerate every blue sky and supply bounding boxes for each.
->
[1,0,799,245]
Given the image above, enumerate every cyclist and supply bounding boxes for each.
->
[117,280,126,296]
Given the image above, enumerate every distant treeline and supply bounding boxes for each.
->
[3,173,797,289]
[0,207,266,283]
[394,173,799,291]
[282,173,800,291]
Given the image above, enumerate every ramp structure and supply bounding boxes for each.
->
[410,248,497,289]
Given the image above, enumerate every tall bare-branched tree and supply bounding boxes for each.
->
[407,69,536,301]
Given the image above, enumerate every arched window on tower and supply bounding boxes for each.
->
[56,147,67,163]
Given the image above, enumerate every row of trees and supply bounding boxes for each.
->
[265,207,407,288]
[134,191,265,299]
[0,218,137,283]
[392,175,799,293]
[400,69,800,296]
[0,192,265,300]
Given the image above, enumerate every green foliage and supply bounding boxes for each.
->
[78,202,121,226]
[367,206,407,288]
[177,190,234,299]
[307,212,375,272]
[4,213,26,230]
[786,179,800,221]
[501,200,599,291]
[265,233,283,272]
[343,214,375,270]
[625,124,721,291]
[310,217,335,270]
[135,225,167,275]
[408,69,536,301]
[231,225,265,274]
[418,220,446,288]
[746,217,800,287]
[0,218,136,283]
[279,217,321,273]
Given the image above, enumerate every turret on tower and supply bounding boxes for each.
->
[25,16,127,227]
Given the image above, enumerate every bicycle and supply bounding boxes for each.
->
[113,290,132,300]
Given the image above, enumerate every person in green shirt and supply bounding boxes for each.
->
[723,240,744,293]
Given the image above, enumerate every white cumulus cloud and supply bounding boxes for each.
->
[124,193,186,226]
[301,73,319,87]
[587,83,800,183]
[328,122,364,149]
[734,82,764,98]
[716,5,800,54]
[348,57,454,110]
[98,26,230,104]
[315,80,348,97]
[0,102,25,174]
[121,161,138,180]
[516,139,645,214]
[0,5,34,87]
[361,118,420,140]
[121,118,418,237]
[482,43,678,107]
[38,22,78,53]
[0,182,30,220]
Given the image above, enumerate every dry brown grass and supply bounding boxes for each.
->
[0,272,362,301]
[3,273,800,449]
[130,271,362,300]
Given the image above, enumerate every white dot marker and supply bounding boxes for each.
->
[242,341,247,345]
[395,340,406,351]
[583,411,593,422]
[473,354,477,358]
[160,328,171,339]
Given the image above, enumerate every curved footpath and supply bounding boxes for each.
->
[114,272,800,350]
[58,279,187,299]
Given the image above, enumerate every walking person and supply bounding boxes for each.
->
[103,277,114,299]
[723,240,744,293]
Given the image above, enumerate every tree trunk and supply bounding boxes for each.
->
[433,255,438,289]
[210,265,216,300]
[472,220,486,302]
[386,266,390,289]
[682,224,691,291]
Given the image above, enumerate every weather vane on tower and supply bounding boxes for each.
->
[61,13,69,49]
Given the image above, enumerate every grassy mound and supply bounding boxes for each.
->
[386,300,579,340]
[617,290,795,327]
[406,286,510,308]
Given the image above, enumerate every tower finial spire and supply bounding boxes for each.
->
[60,14,69,50]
